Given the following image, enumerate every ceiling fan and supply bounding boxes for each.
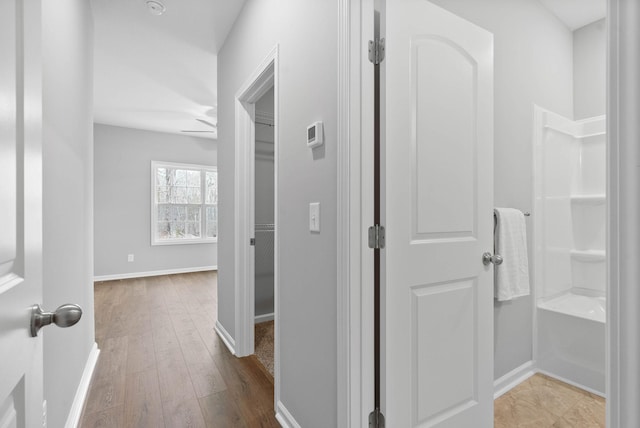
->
[181,118,217,134]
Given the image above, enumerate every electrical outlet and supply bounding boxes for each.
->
[127,254,134,262]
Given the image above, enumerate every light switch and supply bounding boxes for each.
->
[309,202,320,232]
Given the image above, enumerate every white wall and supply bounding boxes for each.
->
[217,0,338,424]
[430,0,574,379]
[42,1,95,426]
[574,19,606,120]
[94,124,218,278]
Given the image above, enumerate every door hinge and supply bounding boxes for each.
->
[368,224,385,249]
[250,238,255,246]
[368,38,386,64]
[369,408,385,428]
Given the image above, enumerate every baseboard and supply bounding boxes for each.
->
[94,266,217,282]
[276,401,301,428]
[214,320,236,356]
[255,312,274,324]
[536,369,605,398]
[65,342,100,428]
[494,360,536,399]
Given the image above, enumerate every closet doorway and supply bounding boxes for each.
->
[253,87,276,377]
[232,49,279,404]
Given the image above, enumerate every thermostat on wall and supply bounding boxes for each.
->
[307,121,324,149]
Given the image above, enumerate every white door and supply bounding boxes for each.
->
[381,1,494,427]
[0,0,44,426]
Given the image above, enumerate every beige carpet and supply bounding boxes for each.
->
[255,321,274,377]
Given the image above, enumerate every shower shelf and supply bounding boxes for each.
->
[570,194,606,205]
[570,249,606,262]
[576,131,606,142]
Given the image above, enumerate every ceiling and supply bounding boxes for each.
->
[538,0,606,30]
[92,0,606,139]
[91,0,246,139]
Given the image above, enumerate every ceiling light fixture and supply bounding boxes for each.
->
[146,0,166,16]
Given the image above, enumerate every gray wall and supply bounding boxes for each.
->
[574,19,606,120]
[94,124,218,277]
[217,0,338,425]
[255,88,275,317]
[430,0,574,379]
[42,1,96,426]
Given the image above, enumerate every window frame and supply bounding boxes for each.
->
[151,160,218,246]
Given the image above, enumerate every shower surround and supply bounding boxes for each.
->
[533,106,606,395]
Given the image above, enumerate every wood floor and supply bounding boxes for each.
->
[80,271,279,428]
[81,271,607,427]
[494,373,605,427]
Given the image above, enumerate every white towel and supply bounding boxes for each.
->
[494,208,530,301]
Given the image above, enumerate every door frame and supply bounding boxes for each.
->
[339,0,640,427]
[606,1,640,426]
[337,0,375,426]
[233,46,279,396]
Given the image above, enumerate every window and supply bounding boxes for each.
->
[151,161,217,245]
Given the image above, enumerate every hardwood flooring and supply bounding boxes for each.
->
[494,373,605,427]
[80,271,278,428]
[81,271,606,427]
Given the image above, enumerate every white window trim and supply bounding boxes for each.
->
[151,160,218,246]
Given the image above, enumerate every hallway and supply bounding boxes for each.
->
[80,272,278,427]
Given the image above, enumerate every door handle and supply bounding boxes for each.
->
[482,252,503,266]
[30,303,83,337]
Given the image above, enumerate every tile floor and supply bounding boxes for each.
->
[494,373,605,427]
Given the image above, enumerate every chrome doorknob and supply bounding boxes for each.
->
[30,303,83,337]
[482,252,503,266]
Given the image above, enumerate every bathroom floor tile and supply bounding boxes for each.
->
[495,373,606,427]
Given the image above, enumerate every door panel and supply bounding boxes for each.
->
[412,37,477,240]
[0,0,44,425]
[413,279,476,425]
[382,1,494,427]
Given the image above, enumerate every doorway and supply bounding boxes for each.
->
[357,1,613,427]
[253,87,276,376]
[232,47,279,400]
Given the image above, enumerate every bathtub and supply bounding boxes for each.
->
[538,292,605,323]
[536,291,606,396]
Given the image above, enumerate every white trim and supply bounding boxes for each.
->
[537,369,605,398]
[531,105,543,368]
[234,46,278,359]
[214,320,236,356]
[493,361,536,399]
[64,343,100,428]
[233,45,281,412]
[93,266,217,282]
[493,364,606,400]
[254,312,274,323]
[275,401,302,428]
[150,238,218,246]
[348,1,376,426]
[607,1,640,426]
[336,0,351,426]
[272,53,281,418]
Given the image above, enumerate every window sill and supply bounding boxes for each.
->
[152,238,218,246]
